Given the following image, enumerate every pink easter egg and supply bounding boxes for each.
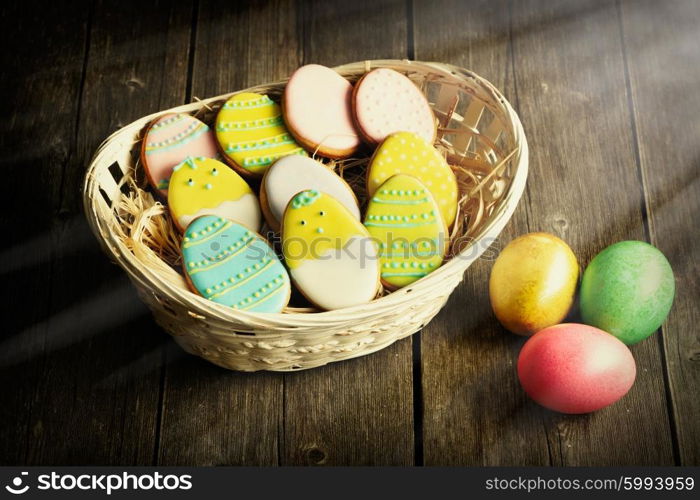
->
[517,323,636,414]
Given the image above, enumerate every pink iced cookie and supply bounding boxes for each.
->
[283,64,360,158]
[141,113,219,197]
[352,68,436,145]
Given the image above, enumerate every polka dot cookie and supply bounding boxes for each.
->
[182,215,291,313]
[367,131,458,228]
[364,175,447,290]
[168,157,261,232]
[260,155,360,231]
[283,64,360,158]
[216,92,307,177]
[141,113,218,197]
[353,68,436,145]
[282,190,380,310]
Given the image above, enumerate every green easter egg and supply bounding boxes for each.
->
[580,241,674,345]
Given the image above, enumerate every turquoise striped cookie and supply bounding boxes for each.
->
[182,215,291,313]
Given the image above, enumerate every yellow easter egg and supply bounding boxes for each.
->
[489,233,579,335]
[364,175,447,289]
[168,157,261,232]
[216,92,307,177]
[367,131,458,227]
[282,190,380,310]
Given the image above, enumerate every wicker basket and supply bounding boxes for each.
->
[83,60,528,372]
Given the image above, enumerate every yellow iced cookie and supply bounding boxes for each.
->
[367,131,458,227]
[282,190,380,310]
[364,175,447,289]
[216,92,307,177]
[168,157,261,232]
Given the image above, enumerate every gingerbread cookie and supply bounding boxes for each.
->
[168,157,261,232]
[367,131,458,228]
[352,68,436,145]
[260,155,360,231]
[364,175,447,290]
[182,215,291,312]
[283,64,360,158]
[141,113,218,197]
[215,92,307,177]
[282,190,380,310]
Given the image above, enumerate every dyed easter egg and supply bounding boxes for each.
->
[168,157,261,232]
[489,233,578,335]
[367,131,458,228]
[517,323,636,414]
[364,175,447,289]
[580,241,674,345]
[353,67,436,144]
[182,216,291,313]
[216,92,307,177]
[141,113,218,197]
[261,155,360,231]
[283,64,360,158]
[282,190,380,310]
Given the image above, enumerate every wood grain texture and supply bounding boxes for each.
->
[155,0,302,466]
[415,0,677,466]
[0,1,90,466]
[412,0,550,466]
[281,0,414,466]
[621,0,700,465]
[21,0,194,464]
[508,0,674,465]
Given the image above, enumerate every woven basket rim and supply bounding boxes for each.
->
[83,59,528,329]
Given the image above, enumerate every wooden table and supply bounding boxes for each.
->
[1,0,698,466]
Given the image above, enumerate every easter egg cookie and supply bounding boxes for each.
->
[367,131,458,228]
[216,92,307,177]
[283,64,360,158]
[182,216,291,313]
[141,113,218,197]
[352,68,436,145]
[282,190,380,310]
[168,157,261,232]
[364,175,447,290]
[261,155,360,231]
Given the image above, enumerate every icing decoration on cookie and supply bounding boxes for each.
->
[364,175,447,289]
[262,155,359,230]
[367,131,458,227]
[168,157,261,232]
[141,113,218,196]
[182,215,291,312]
[283,64,360,158]
[282,190,380,310]
[216,92,307,176]
[353,68,436,144]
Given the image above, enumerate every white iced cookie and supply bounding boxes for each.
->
[282,190,380,310]
[261,155,360,231]
[168,157,261,232]
[353,67,436,145]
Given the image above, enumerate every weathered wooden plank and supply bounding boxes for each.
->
[413,0,549,466]
[0,1,90,465]
[507,0,674,465]
[417,0,676,465]
[21,0,194,464]
[621,0,700,465]
[156,0,302,466]
[281,0,415,465]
